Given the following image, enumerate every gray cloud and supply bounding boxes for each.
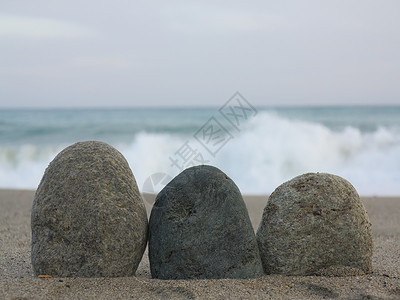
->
[0,14,99,38]
[0,0,399,107]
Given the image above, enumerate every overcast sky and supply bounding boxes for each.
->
[0,0,399,108]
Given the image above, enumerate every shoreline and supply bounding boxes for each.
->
[1,189,399,299]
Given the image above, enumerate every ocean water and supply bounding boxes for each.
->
[1,105,399,196]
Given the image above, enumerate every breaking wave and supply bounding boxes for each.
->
[1,111,399,196]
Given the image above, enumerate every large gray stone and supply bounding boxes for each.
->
[31,141,148,277]
[256,172,373,276]
[148,165,264,279]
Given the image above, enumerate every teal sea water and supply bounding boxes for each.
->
[1,106,399,195]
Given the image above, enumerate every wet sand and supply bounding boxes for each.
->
[1,189,399,299]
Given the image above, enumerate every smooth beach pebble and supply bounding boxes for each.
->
[256,172,373,276]
[148,165,264,279]
[31,141,148,277]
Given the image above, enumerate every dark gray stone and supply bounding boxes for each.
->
[31,141,148,277]
[256,172,373,276]
[148,165,264,279]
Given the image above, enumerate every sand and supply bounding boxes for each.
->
[0,189,399,299]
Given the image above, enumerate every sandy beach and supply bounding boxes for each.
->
[0,189,399,299]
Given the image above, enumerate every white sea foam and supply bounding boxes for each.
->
[1,111,399,196]
[210,112,400,195]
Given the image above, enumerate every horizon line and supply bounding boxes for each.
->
[1,103,400,110]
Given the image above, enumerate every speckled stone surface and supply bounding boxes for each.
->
[31,141,148,277]
[256,172,373,276]
[148,165,264,279]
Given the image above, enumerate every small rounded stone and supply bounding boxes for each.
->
[31,141,148,277]
[256,172,373,276]
[148,165,264,279]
